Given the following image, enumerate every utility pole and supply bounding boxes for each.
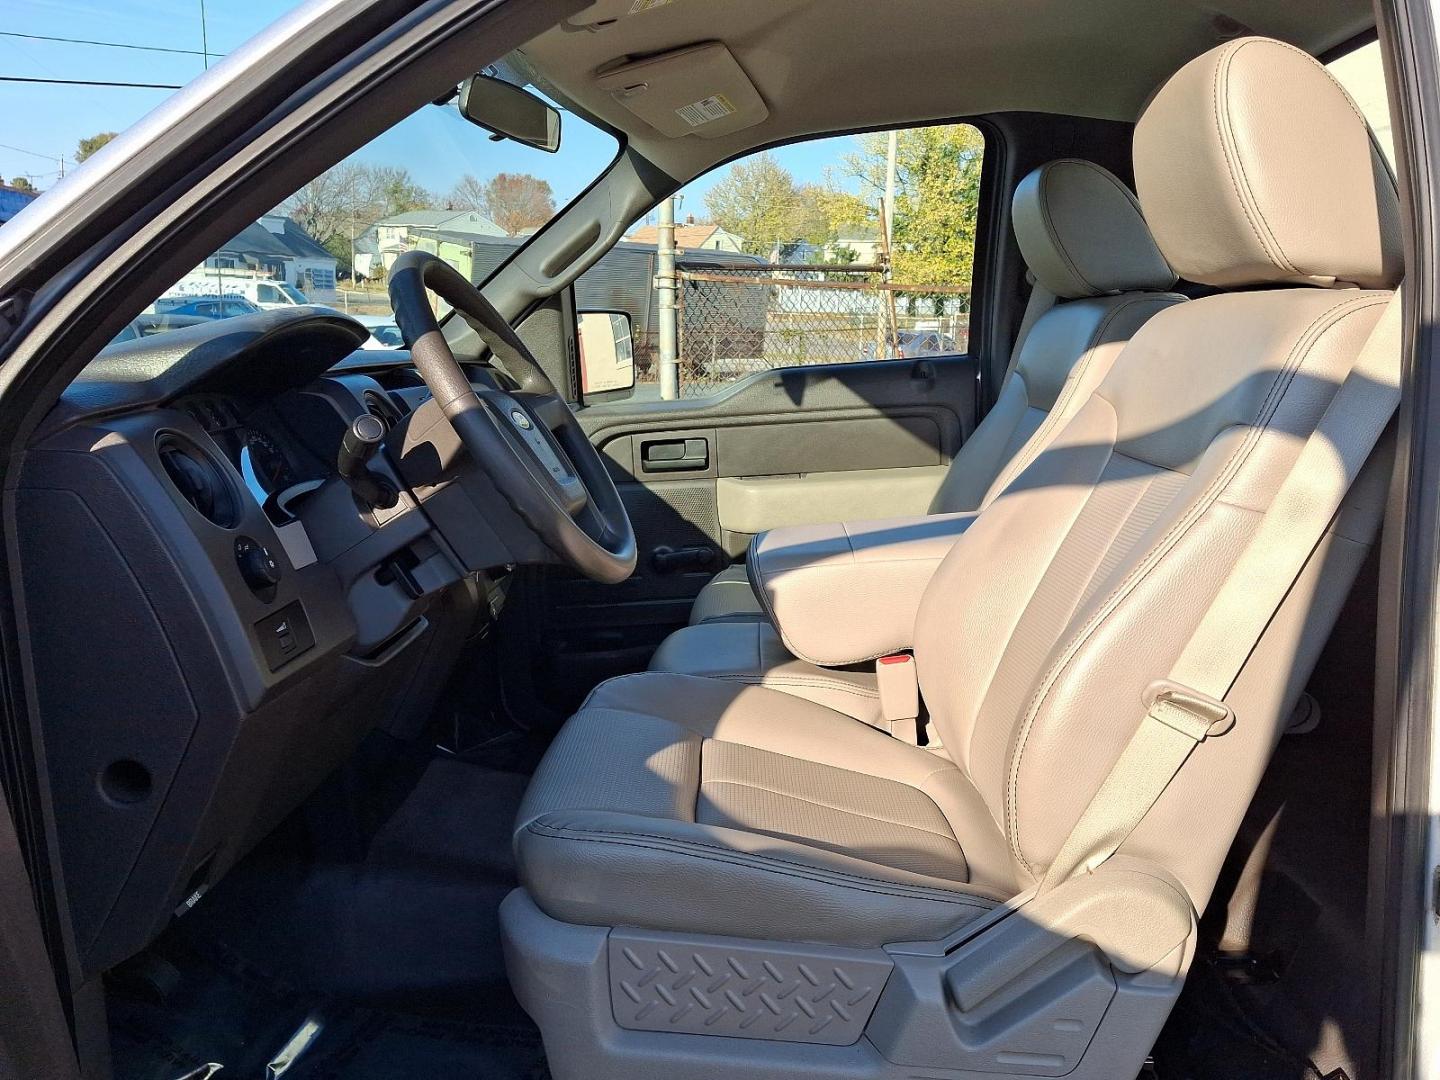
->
[199,0,211,69]
[881,128,898,354]
[349,174,358,313]
[656,194,679,400]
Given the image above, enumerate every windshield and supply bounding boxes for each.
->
[131,74,615,351]
[0,20,618,355]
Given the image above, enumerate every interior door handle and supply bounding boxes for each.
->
[641,437,709,473]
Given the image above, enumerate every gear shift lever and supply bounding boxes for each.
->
[337,414,398,510]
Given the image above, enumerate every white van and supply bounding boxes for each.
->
[158,272,312,311]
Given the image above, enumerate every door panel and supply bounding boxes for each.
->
[510,354,977,714]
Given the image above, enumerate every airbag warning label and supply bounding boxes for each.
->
[676,94,736,127]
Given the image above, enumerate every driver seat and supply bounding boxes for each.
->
[501,38,1401,1080]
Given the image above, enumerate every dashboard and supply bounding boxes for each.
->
[18,308,517,975]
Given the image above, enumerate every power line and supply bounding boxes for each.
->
[0,76,181,89]
[0,140,61,162]
[0,30,215,58]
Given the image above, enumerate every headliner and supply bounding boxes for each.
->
[520,0,1374,185]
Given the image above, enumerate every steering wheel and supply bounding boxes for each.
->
[387,250,636,584]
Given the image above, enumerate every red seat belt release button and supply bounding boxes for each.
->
[877,654,920,741]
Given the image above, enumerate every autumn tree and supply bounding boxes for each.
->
[449,172,555,234]
[840,124,984,292]
[75,132,118,164]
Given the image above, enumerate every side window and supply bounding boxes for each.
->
[596,122,985,399]
[1328,40,1395,170]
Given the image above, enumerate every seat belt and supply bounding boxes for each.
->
[1037,288,1404,896]
[1000,273,1055,390]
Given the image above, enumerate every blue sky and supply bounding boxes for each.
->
[2,0,859,224]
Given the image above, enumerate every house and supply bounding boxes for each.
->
[406,228,504,283]
[204,214,339,295]
[0,183,39,225]
[367,209,507,274]
[622,220,747,254]
[828,224,883,264]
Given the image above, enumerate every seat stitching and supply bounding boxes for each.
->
[1004,294,1389,874]
[527,821,992,905]
[1213,41,1295,275]
[708,674,880,699]
[1036,162,1097,296]
[986,294,1183,504]
[1054,159,1174,291]
[699,778,962,845]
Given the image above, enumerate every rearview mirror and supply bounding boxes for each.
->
[458,74,561,153]
[578,311,636,398]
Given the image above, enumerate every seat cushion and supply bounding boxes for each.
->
[649,619,884,726]
[688,562,765,625]
[514,673,1010,947]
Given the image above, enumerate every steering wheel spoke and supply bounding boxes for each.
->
[478,389,588,517]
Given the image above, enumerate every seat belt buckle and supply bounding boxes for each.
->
[877,654,920,742]
[1142,680,1235,742]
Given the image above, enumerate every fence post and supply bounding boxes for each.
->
[656,196,680,400]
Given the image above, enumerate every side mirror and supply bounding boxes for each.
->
[577,311,636,398]
[458,74,561,153]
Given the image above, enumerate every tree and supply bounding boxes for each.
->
[449,172,554,234]
[75,132,118,164]
[279,163,434,266]
[703,156,871,260]
[840,124,985,291]
[702,153,807,257]
[9,177,38,195]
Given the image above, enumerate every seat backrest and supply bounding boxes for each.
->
[931,159,1182,514]
[915,37,1402,904]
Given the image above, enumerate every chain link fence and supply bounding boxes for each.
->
[639,264,971,398]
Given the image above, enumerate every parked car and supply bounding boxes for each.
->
[155,296,264,319]
[355,314,405,349]
[859,329,962,360]
[107,312,210,346]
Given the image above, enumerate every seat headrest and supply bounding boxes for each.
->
[1011,159,1176,299]
[1134,37,1402,290]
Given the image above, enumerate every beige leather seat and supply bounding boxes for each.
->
[688,157,1182,627]
[503,38,1401,1080]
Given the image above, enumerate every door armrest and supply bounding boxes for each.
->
[750,511,976,666]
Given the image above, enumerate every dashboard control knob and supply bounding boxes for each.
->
[234,535,281,599]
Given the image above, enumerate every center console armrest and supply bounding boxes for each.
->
[750,511,976,666]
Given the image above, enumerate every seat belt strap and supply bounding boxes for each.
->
[1000,273,1055,390]
[1038,288,1403,895]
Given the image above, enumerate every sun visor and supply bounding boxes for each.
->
[595,42,768,139]
[568,0,678,27]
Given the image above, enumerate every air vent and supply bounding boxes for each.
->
[156,433,239,528]
[363,389,404,431]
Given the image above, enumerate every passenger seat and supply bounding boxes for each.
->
[688,158,1185,626]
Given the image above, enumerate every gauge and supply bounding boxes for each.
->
[241,429,294,495]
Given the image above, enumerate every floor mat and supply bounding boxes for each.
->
[108,760,545,1079]
[108,937,547,1080]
